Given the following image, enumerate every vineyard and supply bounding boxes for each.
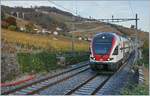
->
[2,29,89,52]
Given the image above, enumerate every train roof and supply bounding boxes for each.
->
[94,32,118,37]
[94,32,129,40]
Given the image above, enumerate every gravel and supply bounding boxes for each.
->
[38,69,96,95]
[12,65,89,95]
[73,76,108,95]
[96,49,139,95]
[1,61,89,94]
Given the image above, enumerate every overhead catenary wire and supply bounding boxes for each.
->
[47,0,77,15]
[128,0,135,18]
[47,0,77,55]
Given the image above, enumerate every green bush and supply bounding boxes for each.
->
[65,54,89,65]
[17,52,58,73]
[142,48,149,68]
[17,51,89,73]
[8,25,17,31]
[17,53,32,73]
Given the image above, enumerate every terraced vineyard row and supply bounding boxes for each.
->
[2,29,89,52]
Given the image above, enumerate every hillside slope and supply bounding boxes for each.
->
[1,5,124,35]
[2,5,149,46]
[2,29,89,52]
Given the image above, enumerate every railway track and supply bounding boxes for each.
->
[65,59,129,95]
[2,62,89,95]
[2,54,131,95]
[65,74,109,95]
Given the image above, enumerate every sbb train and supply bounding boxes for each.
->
[90,32,136,71]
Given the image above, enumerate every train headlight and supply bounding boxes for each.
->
[91,57,95,60]
[93,57,96,60]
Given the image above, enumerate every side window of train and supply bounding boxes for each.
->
[113,46,118,55]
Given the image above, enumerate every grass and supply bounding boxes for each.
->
[121,46,149,95]
[122,83,149,95]
[2,29,89,52]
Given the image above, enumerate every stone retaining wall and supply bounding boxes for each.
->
[1,42,20,82]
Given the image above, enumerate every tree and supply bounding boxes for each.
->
[5,16,17,26]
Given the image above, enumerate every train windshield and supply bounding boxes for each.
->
[92,34,113,55]
[93,43,112,55]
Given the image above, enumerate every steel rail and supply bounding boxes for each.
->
[27,67,90,95]
[2,62,89,95]
[65,53,132,95]
[65,74,97,95]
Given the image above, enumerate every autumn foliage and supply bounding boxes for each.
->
[2,16,17,29]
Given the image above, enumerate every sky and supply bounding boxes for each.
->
[1,0,150,32]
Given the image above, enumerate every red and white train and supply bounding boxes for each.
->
[90,32,136,71]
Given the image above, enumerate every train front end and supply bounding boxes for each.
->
[90,32,119,71]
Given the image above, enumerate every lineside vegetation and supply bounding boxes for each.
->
[17,52,89,73]
[2,29,89,52]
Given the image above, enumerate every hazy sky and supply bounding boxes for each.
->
[1,0,150,32]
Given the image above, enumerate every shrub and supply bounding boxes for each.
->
[142,48,149,68]
[17,53,32,73]
[143,40,149,49]
[65,53,89,65]
[17,52,59,73]
[17,51,89,73]
[8,25,17,31]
